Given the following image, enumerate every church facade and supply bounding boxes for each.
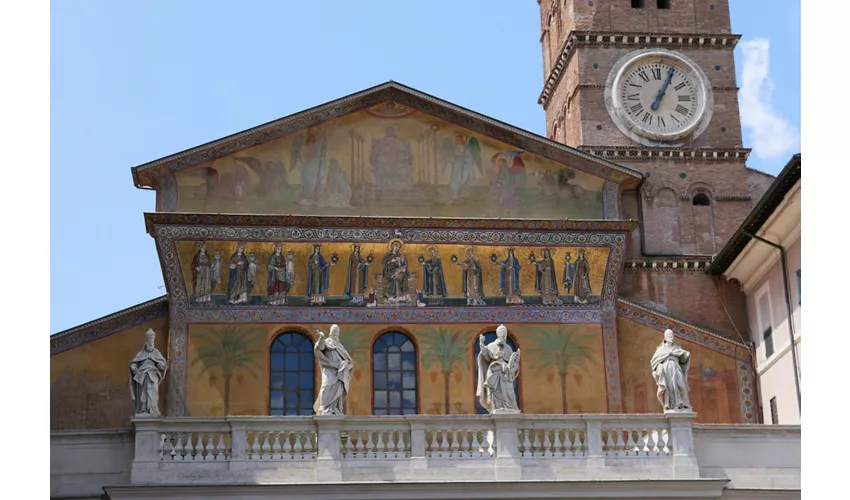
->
[50,1,799,499]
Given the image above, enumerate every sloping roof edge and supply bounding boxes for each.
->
[130,80,644,187]
[707,153,801,275]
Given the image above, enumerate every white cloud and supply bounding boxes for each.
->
[738,38,799,159]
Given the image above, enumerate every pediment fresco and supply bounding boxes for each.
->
[172,101,609,219]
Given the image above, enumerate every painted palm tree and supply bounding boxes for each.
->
[191,326,264,416]
[528,326,597,414]
[421,327,470,414]
[339,327,373,381]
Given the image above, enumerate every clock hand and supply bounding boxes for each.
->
[651,67,676,111]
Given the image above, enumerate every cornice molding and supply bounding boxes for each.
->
[624,257,714,272]
[538,31,742,108]
[579,146,751,162]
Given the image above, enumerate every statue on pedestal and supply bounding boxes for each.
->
[128,328,168,417]
[313,325,354,416]
[476,325,521,414]
[650,329,693,412]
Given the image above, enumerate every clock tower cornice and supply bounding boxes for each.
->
[538,30,742,109]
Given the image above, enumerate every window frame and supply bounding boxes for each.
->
[769,396,779,425]
[371,330,419,416]
[755,282,775,361]
[268,330,316,416]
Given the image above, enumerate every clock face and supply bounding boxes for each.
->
[605,50,712,145]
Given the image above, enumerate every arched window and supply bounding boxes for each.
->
[269,331,314,416]
[473,331,521,414]
[693,192,711,206]
[372,332,418,415]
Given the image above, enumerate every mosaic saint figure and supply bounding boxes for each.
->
[247,251,259,294]
[211,250,222,290]
[440,134,482,205]
[573,248,592,304]
[313,324,354,415]
[267,244,294,306]
[422,246,448,299]
[290,129,328,206]
[457,247,486,306]
[534,248,563,306]
[562,252,576,295]
[369,126,414,189]
[650,329,692,412]
[380,239,410,302]
[306,244,333,305]
[227,242,250,304]
[344,244,370,305]
[128,328,168,416]
[497,248,524,304]
[317,158,353,208]
[476,325,521,414]
[191,242,213,303]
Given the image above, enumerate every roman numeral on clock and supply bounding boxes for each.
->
[670,114,681,123]
[674,82,686,91]
[631,103,643,114]
[675,105,689,115]
[627,93,639,101]
[642,112,652,125]
[638,71,650,83]
[678,95,691,102]
[651,68,662,80]
[629,83,642,89]
[658,116,666,128]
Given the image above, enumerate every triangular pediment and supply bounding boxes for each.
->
[132,81,641,219]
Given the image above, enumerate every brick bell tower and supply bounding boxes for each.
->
[537,0,752,257]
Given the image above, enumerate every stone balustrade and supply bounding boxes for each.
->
[129,413,699,485]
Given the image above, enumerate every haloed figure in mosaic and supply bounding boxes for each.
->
[476,325,521,413]
[227,242,250,304]
[573,248,592,304]
[497,248,524,305]
[191,242,213,303]
[307,244,333,305]
[344,244,371,305]
[313,324,354,415]
[562,252,575,295]
[456,247,486,306]
[422,246,448,300]
[247,251,259,294]
[651,329,693,412]
[267,244,294,306]
[129,328,168,416]
[381,239,411,303]
[533,248,563,306]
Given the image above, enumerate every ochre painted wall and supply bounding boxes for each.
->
[185,322,608,417]
[617,316,745,424]
[50,316,170,430]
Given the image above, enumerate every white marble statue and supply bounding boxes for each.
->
[128,328,168,416]
[476,324,521,413]
[650,329,693,412]
[313,324,355,416]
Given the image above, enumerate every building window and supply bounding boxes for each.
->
[632,0,646,8]
[373,332,418,415]
[769,397,779,424]
[473,331,521,414]
[796,269,801,305]
[657,0,671,8]
[269,331,315,416]
[763,326,774,358]
[692,192,711,206]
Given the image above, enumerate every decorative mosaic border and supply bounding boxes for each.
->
[580,146,751,162]
[132,82,643,190]
[736,359,758,424]
[143,213,639,233]
[615,299,749,359]
[50,296,169,356]
[155,221,630,416]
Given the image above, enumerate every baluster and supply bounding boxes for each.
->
[398,431,408,457]
[646,429,658,455]
[659,429,670,455]
[552,429,563,457]
[386,430,396,459]
[375,431,386,459]
[187,432,198,460]
[356,430,367,458]
[293,430,304,458]
[532,430,542,457]
[343,431,354,458]
[625,430,636,455]
[428,430,439,458]
[216,432,226,460]
[460,430,471,458]
[365,431,376,459]
[521,429,532,457]
[278,430,290,459]
[203,432,214,461]
[575,430,585,456]
[542,430,553,457]
[267,431,279,460]
[175,433,186,460]
[305,431,316,457]
[563,430,574,456]
[259,431,270,459]
[439,430,450,458]
[471,430,482,458]
[167,434,177,460]
[248,431,258,460]
[615,429,626,456]
[604,429,615,457]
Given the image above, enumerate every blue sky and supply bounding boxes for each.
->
[50,0,800,333]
